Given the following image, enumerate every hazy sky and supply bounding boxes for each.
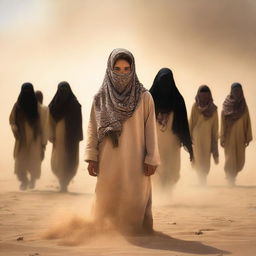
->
[0,0,255,181]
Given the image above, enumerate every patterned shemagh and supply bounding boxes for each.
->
[94,48,146,147]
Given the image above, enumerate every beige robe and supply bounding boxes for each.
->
[85,91,160,232]
[9,104,48,181]
[153,112,181,187]
[189,104,219,176]
[39,104,49,159]
[48,114,79,187]
[220,107,252,178]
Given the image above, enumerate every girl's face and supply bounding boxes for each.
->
[198,92,211,106]
[113,59,131,74]
[232,87,243,100]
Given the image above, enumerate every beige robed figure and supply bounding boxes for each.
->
[149,68,193,188]
[190,85,219,185]
[9,83,47,190]
[220,83,252,185]
[85,49,160,234]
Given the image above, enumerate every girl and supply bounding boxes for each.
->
[85,48,160,233]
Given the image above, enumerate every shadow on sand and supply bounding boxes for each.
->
[126,231,230,255]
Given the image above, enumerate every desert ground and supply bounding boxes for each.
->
[1,143,256,256]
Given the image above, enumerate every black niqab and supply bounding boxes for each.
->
[49,82,83,168]
[149,68,193,160]
[15,83,39,140]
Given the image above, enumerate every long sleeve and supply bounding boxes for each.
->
[245,108,253,144]
[144,92,161,166]
[84,104,99,162]
[211,110,219,158]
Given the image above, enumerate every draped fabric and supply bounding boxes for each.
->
[149,68,193,160]
[49,81,83,168]
[15,83,39,141]
[195,85,217,118]
[223,83,246,125]
[94,48,146,147]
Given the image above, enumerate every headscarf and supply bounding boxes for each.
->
[49,82,83,168]
[222,83,246,124]
[195,85,217,118]
[149,68,193,160]
[15,83,39,140]
[35,90,43,104]
[94,48,146,147]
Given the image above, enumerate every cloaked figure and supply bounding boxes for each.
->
[9,83,47,190]
[85,49,160,234]
[220,83,252,186]
[149,68,193,188]
[48,82,83,192]
[189,85,219,185]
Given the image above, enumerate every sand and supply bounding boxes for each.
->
[1,161,256,256]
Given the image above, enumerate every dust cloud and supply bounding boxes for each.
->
[0,0,256,251]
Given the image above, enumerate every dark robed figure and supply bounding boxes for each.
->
[9,83,47,190]
[49,82,83,192]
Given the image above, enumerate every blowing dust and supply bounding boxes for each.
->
[43,215,114,246]
[1,1,256,254]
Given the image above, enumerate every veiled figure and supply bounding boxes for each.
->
[220,83,252,185]
[149,68,193,188]
[48,82,83,192]
[9,83,48,190]
[189,85,219,185]
[85,49,160,234]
